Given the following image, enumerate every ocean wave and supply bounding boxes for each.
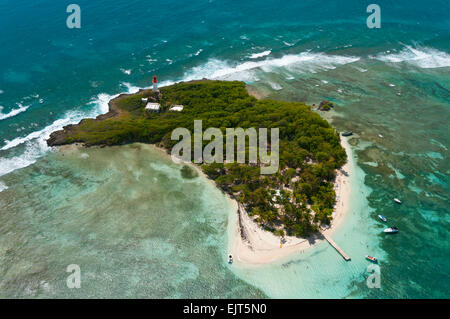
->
[1,110,85,152]
[269,82,283,90]
[0,103,30,121]
[249,50,271,59]
[0,92,118,177]
[376,46,450,69]
[0,143,43,177]
[354,66,368,73]
[120,82,140,94]
[283,41,294,47]
[182,52,360,82]
[0,181,8,192]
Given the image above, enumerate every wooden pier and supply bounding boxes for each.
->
[322,233,351,261]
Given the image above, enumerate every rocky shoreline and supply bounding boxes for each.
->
[46,93,126,146]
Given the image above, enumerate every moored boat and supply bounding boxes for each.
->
[365,255,378,263]
[228,254,233,264]
[384,226,398,234]
[394,198,402,204]
[378,214,387,222]
[342,131,353,137]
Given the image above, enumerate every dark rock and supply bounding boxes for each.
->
[317,100,334,111]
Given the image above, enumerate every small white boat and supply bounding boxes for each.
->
[378,214,387,222]
[228,254,233,264]
[384,226,398,234]
[394,198,402,204]
[378,134,384,138]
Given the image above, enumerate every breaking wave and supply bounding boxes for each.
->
[0,90,123,177]
[376,45,450,69]
[182,51,360,82]
[0,181,8,192]
[0,104,30,121]
[249,50,272,59]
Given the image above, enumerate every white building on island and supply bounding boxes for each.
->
[145,102,161,112]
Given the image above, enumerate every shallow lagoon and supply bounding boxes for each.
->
[0,144,265,298]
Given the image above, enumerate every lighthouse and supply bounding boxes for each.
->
[152,75,158,93]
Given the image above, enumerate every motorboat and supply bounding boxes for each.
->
[342,131,353,137]
[228,254,233,264]
[384,226,399,234]
[365,255,378,263]
[394,198,402,204]
[378,214,387,222]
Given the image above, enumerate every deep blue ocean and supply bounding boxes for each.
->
[0,0,449,298]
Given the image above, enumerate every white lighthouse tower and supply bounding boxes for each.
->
[152,75,158,93]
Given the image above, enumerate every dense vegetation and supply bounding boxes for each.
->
[50,80,346,237]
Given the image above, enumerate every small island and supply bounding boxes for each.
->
[48,80,346,240]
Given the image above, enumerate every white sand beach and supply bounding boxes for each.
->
[228,138,353,265]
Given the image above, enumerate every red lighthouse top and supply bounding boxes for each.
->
[152,75,158,83]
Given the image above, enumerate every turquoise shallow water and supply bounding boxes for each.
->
[230,141,386,298]
[0,144,265,298]
[253,58,449,298]
[0,0,449,298]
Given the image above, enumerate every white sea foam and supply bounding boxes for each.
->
[0,103,30,121]
[249,50,271,59]
[269,82,283,91]
[1,110,84,152]
[0,74,152,177]
[121,82,140,94]
[0,92,117,177]
[0,143,44,177]
[354,66,368,72]
[182,52,360,82]
[376,45,450,69]
[90,92,117,114]
[0,181,8,192]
